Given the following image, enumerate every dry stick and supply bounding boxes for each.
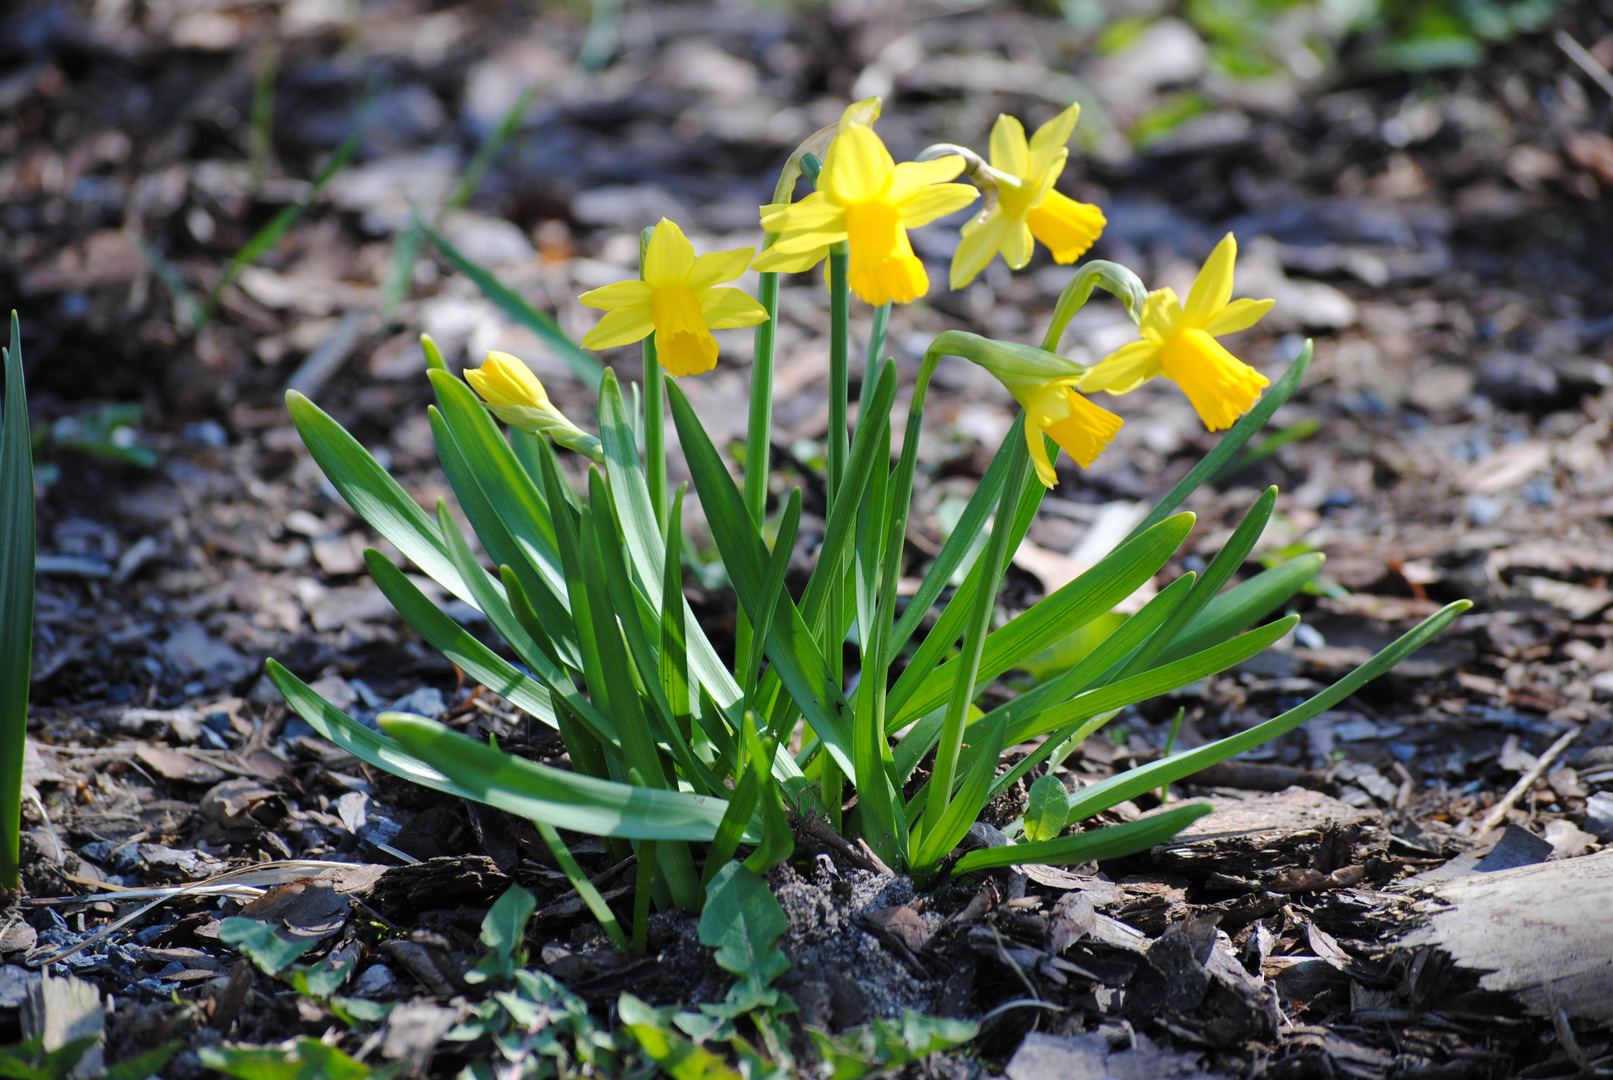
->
[1477,726,1580,836]
[802,816,891,876]
[1556,30,1613,101]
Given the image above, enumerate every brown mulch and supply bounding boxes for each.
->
[5,0,1613,1075]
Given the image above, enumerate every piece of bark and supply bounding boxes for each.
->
[1396,848,1613,1021]
[22,975,103,1080]
[1148,788,1376,877]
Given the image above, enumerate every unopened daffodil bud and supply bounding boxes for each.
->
[578,218,767,377]
[962,339,1121,487]
[1078,234,1274,432]
[465,351,603,461]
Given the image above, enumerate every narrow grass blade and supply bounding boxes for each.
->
[598,371,744,712]
[954,803,1213,874]
[1122,340,1312,546]
[888,513,1194,730]
[0,313,33,892]
[1159,553,1324,664]
[212,129,361,311]
[448,85,538,211]
[1065,601,1470,820]
[885,456,1051,726]
[666,381,857,774]
[134,236,204,331]
[896,573,1195,786]
[428,370,566,591]
[538,822,629,951]
[424,223,601,385]
[381,714,752,842]
[286,391,470,603]
[1113,486,1275,679]
[1008,616,1298,745]
[362,548,559,728]
[912,714,1006,871]
[427,406,578,669]
[888,415,1019,656]
[267,659,472,799]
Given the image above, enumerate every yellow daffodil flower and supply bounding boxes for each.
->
[968,342,1122,488]
[950,105,1106,290]
[578,218,768,377]
[1078,234,1274,432]
[465,351,602,460]
[753,124,978,305]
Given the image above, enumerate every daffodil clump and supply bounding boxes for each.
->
[272,96,1467,993]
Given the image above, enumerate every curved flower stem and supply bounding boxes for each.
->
[1039,260,1149,354]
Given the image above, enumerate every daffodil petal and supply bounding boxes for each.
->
[581,305,655,350]
[989,113,1030,177]
[644,218,696,287]
[950,208,1009,289]
[886,155,967,203]
[686,247,755,291]
[1025,189,1104,265]
[895,182,978,228]
[762,193,843,233]
[1077,340,1163,395]
[1000,220,1034,270]
[1028,103,1080,177]
[1138,287,1183,344]
[1158,328,1268,431]
[698,287,769,329]
[577,280,653,310]
[1200,296,1274,336]
[1025,416,1060,488]
[769,226,847,255]
[1182,233,1237,327]
[752,243,829,274]
[820,124,893,204]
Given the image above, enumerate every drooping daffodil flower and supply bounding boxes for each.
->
[465,351,603,461]
[1078,234,1274,432]
[968,340,1122,488]
[578,218,768,377]
[753,123,978,306]
[949,105,1106,290]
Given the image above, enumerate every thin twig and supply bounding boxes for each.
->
[1478,727,1579,836]
[1556,30,1613,101]
[802,816,891,875]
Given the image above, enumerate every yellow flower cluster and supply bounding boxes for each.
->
[468,108,1275,489]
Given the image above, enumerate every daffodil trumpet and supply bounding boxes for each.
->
[1078,233,1274,432]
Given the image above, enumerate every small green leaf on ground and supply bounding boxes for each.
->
[698,862,789,993]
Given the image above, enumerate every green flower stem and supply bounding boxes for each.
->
[735,270,781,686]
[639,226,666,527]
[827,243,851,498]
[0,313,32,895]
[921,434,1030,844]
[642,336,665,527]
[823,243,851,831]
[744,271,781,524]
[861,301,890,414]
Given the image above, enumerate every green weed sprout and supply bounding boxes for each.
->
[1,312,34,896]
[267,106,1465,945]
